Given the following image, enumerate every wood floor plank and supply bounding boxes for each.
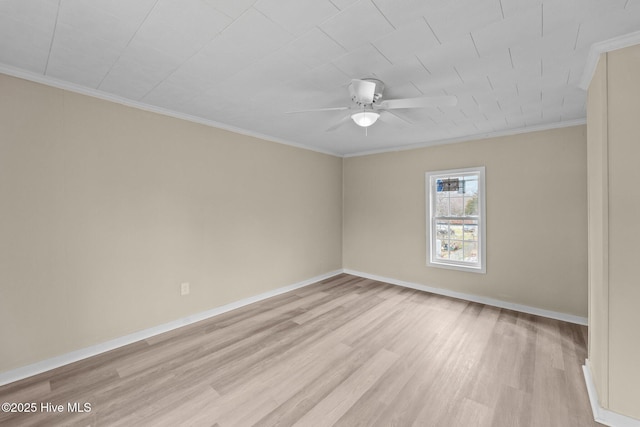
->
[214,342,354,426]
[253,344,378,427]
[292,348,399,427]
[0,274,601,426]
[490,384,531,427]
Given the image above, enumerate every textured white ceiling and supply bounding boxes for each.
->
[1,0,639,155]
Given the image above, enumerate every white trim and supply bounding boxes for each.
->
[583,360,640,427]
[343,269,588,325]
[0,65,340,158]
[1,64,588,159]
[579,31,640,90]
[343,119,586,158]
[6,32,639,159]
[426,167,486,274]
[0,270,343,387]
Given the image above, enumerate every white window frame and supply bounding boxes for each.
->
[426,166,486,273]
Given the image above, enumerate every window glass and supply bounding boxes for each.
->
[426,167,485,273]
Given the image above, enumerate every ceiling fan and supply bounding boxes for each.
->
[288,78,458,132]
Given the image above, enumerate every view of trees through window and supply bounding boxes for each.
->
[434,174,479,263]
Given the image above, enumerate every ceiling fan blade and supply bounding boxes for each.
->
[379,110,413,126]
[286,106,350,114]
[379,95,458,110]
[325,114,353,132]
[350,79,376,104]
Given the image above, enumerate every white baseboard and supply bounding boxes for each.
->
[583,360,640,427]
[0,270,343,387]
[343,269,588,325]
[0,268,590,387]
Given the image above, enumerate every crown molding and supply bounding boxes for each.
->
[7,26,638,160]
[0,64,341,158]
[579,30,640,90]
[0,64,587,160]
[342,118,586,158]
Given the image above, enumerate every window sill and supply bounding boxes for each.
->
[427,260,486,274]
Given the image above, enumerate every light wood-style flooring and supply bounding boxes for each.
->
[0,274,600,426]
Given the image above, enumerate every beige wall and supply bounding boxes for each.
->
[0,74,343,374]
[588,45,640,420]
[608,45,640,420]
[344,126,588,317]
[587,55,610,409]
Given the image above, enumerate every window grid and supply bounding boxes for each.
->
[426,167,485,273]
[433,175,479,264]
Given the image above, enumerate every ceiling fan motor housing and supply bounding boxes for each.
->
[350,78,385,106]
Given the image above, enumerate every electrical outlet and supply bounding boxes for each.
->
[180,282,190,296]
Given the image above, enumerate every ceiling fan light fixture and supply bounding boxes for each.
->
[351,111,380,127]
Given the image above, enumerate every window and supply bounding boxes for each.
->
[426,167,486,273]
